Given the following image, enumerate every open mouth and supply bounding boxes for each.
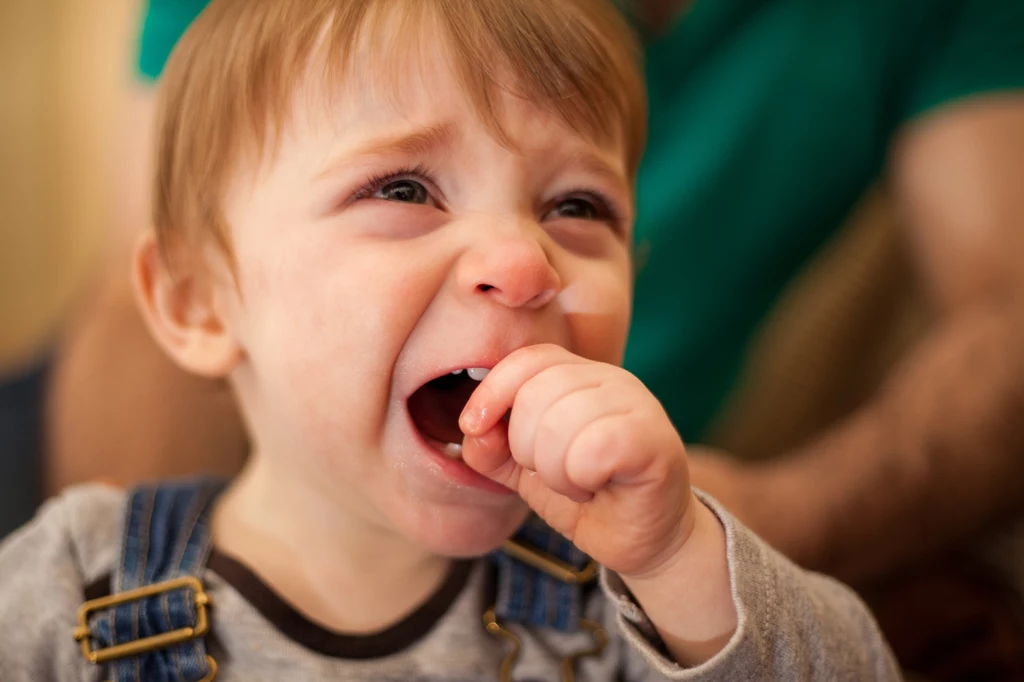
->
[408,368,491,459]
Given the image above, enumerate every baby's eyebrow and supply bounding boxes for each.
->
[316,123,457,178]
[558,149,631,198]
[573,153,628,188]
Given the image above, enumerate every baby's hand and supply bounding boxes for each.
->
[460,344,697,579]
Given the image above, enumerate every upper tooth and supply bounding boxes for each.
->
[466,367,490,381]
[450,369,464,375]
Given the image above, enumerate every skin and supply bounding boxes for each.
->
[45,87,249,490]
[690,95,1024,584]
[133,43,736,664]
[461,345,735,662]
[47,0,1024,591]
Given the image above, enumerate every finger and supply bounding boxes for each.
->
[461,423,522,491]
[565,410,684,492]
[563,411,635,492]
[514,476,591,539]
[505,363,603,476]
[461,420,591,531]
[459,344,587,436]
[533,387,634,498]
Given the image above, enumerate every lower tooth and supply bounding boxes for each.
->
[442,442,463,459]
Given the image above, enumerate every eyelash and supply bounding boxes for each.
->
[553,188,625,232]
[351,164,440,204]
[349,166,625,231]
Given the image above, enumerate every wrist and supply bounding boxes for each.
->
[621,493,715,586]
[620,497,737,666]
[617,490,701,584]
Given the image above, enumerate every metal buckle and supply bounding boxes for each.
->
[484,607,522,682]
[559,618,607,682]
[73,576,211,666]
[484,608,607,682]
[500,537,598,585]
[485,538,605,681]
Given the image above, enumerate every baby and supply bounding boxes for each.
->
[0,0,899,680]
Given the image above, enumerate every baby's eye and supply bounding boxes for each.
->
[376,179,430,204]
[544,193,621,228]
[550,197,598,220]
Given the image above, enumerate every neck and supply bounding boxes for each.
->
[212,456,452,633]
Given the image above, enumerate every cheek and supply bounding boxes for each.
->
[234,239,417,448]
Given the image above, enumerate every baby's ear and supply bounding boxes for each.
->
[132,231,242,378]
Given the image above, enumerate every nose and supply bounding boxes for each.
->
[456,231,562,310]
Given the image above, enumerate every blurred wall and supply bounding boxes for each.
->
[0,0,137,374]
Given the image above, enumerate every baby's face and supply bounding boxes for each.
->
[217,45,634,556]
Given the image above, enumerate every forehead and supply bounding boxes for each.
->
[262,2,631,168]
[251,31,628,193]
[312,67,617,151]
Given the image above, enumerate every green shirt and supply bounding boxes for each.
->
[138,0,1024,440]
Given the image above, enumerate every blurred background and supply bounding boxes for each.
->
[0,0,136,532]
[1,0,134,371]
[0,1,1022,678]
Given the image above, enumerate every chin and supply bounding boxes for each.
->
[396,500,531,558]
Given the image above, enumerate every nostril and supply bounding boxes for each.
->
[478,284,495,292]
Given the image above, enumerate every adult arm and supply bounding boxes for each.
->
[693,94,1024,584]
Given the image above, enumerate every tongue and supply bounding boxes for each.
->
[408,374,478,446]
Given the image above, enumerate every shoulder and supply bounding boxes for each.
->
[0,484,126,681]
[0,483,126,585]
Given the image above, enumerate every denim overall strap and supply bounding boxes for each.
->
[492,516,595,631]
[85,479,226,682]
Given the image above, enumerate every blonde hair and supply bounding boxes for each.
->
[154,0,647,270]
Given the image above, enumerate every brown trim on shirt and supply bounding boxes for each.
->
[82,550,475,660]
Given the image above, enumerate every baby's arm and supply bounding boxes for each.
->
[614,493,736,666]
[460,344,899,679]
[608,493,901,681]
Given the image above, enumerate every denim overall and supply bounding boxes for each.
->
[74,480,604,681]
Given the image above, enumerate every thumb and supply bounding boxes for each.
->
[461,422,523,493]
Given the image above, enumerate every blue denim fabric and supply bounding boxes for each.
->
[87,480,224,682]
[84,480,590,681]
[492,516,593,631]
[0,361,46,539]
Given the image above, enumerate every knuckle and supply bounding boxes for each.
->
[576,414,628,463]
[535,408,564,447]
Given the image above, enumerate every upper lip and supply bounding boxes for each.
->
[406,357,500,397]
[398,338,541,400]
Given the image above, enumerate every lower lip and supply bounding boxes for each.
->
[417,436,516,496]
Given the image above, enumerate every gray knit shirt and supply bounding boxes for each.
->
[0,485,899,681]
